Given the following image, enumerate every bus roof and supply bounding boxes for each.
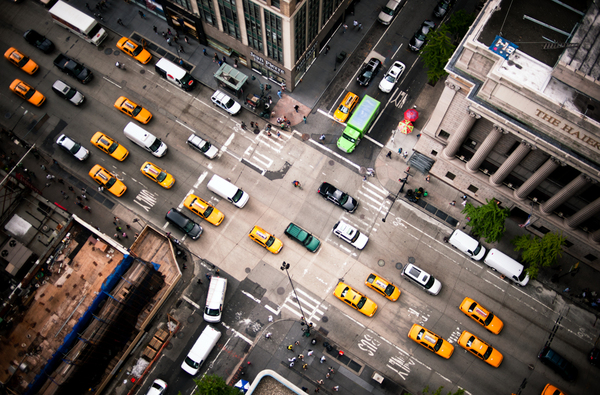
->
[347,96,381,132]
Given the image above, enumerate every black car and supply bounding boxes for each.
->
[590,347,600,366]
[433,0,454,18]
[408,20,435,52]
[537,346,578,382]
[165,208,203,240]
[357,58,382,86]
[317,182,358,213]
[23,29,55,53]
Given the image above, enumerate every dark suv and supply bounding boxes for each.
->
[317,182,358,213]
[165,208,203,240]
[537,346,578,382]
[357,58,382,86]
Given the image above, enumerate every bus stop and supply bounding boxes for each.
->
[214,64,248,97]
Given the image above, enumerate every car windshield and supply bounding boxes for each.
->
[266,235,275,247]
[69,142,82,154]
[155,170,167,183]
[232,189,244,203]
[517,270,528,281]
[205,307,220,316]
[356,296,367,309]
[64,87,76,99]
[424,275,435,289]
[132,45,143,56]
[149,138,163,152]
[23,88,35,100]
[341,134,356,143]
[338,105,349,114]
[363,71,373,79]
[483,346,493,359]
[302,235,314,246]
[382,6,394,15]
[433,338,443,351]
[184,357,199,369]
[199,141,210,152]
[385,75,396,83]
[131,105,142,116]
[337,192,348,205]
[16,55,30,68]
[204,206,214,217]
[182,220,195,233]
[384,284,396,296]
[224,98,235,108]
[473,244,483,255]
[105,176,117,189]
[107,141,119,153]
[484,312,495,326]
[350,230,361,242]
[416,33,427,41]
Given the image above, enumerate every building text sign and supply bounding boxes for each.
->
[490,36,518,59]
[534,109,600,151]
[250,52,285,75]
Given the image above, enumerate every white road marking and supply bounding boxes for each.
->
[194,171,208,189]
[242,290,262,303]
[102,77,122,89]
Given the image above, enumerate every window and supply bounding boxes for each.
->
[446,172,456,180]
[294,5,306,62]
[197,0,217,26]
[271,0,280,8]
[218,0,241,40]
[431,150,438,156]
[438,130,450,139]
[322,0,344,26]
[584,253,597,261]
[467,185,478,193]
[243,0,263,50]
[264,9,283,62]
[307,0,319,43]
[174,0,193,12]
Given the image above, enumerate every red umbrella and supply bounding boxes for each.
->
[404,108,419,122]
[397,119,414,134]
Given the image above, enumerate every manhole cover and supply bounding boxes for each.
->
[245,267,251,273]
[301,133,310,141]
[395,262,403,270]
[322,316,328,323]
[140,69,145,74]
[187,316,195,323]
[166,342,173,350]
[277,287,285,295]
[535,286,543,293]
[104,48,114,55]
[408,257,415,263]
[329,160,335,166]
[360,214,365,219]
[177,332,185,338]
[377,259,385,267]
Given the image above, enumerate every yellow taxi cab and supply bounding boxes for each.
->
[541,384,567,395]
[183,194,225,226]
[140,162,175,189]
[457,330,503,367]
[116,37,152,64]
[4,48,38,75]
[365,273,401,301]
[333,92,359,123]
[9,79,45,106]
[88,165,127,197]
[333,282,378,317]
[408,324,454,359]
[90,132,129,161]
[114,96,152,124]
[459,297,504,335]
[248,226,283,254]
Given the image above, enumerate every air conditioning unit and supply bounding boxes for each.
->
[2,238,33,276]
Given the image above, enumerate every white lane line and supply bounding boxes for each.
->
[436,373,452,383]
[194,171,208,189]
[317,108,345,125]
[182,295,200,310]
[220,322,253,345]
[102,77,122,88]
[341,311,366,328]
[265,304,280,314]
[482,277,505,292]
[364,135,384,147]
[242,290,262,303]
[308,139,361,170]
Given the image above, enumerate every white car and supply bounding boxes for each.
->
[147,379,167,395]
[401,263,442,295]
[379,61,405,93]
[332,220,369,249]
[211,90,241,115]
[52,80,85,106]
[56,134,89,161]
[187,134,218,159]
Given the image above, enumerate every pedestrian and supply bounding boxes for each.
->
[342,24,348,34]
[98,186,104,192]
[314,389,319,393]
[302,363,308,370]
[114,216,120,224]
[320,356,326,363]
[173,36,178,43]
[83,206,91,212]
[288,357,297,362]
[358,23,363,31]
[81,188,87,194]
[76,196,82,202]
[122,232,128,238]
[203,48,207,56]
[461,194,467,200]
[298,354,304,360]
[179,59,184,66]
[277,90,282,99]
[117,18,124,26]
[307,349,313,356]
[46,174,55,180]
[162,32,167,38]
[184,36,189,44]
[234,59,238,68]
[218,60,223,66]
[303,116,307,124]
[317,380,324,385]
[75,201,84,208]
[332,386,339,392]
[425,175,430,183]
[135,233,139,238]
[167,28,172,35]
[177,44,184,53]
[222,56,227,63]
[197,278,203,285]
[268,96,273,104]
[353,20,358,29]
[68,186,74,193]
[288,344,294,351]
[81,194,88,200]
[114,233,120,240]
[276,131,281,138]
[116,226,122,232]
[386,151,392,159]
[403,151,408,159]
[167,37,172,46]
[328,367,334,373]
[138,10,145,19]
[153,26,158,34]
[326,373,330,379]
[363,175,367,181]
[289,362,295,368]
[449,201,456,206]
[325,45,330,54]
[461,199,467,207]
[294,105,299,113]
[265,332,272,339]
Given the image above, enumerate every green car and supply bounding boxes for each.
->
[284,223,321,252]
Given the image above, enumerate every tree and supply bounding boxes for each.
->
[446,10,476,44]
[461,199,510,243]
[512,231,567,279]
[194,375,240,395]
[422,385,465,395]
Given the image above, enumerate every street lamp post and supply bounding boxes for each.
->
[382,167,412,222]
[280,262,310,334]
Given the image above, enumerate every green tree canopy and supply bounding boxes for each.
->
[512,231,567,279]
[194,375,240,395]
[422,385,465,395]
[461,199,510,243]
[446,10,476,44]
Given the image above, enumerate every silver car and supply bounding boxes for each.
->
[187,134,218,159]
[332,220,369,249]
[379,61,406,93]
[56,134,89,161]
[401,263,442,295]
[52,80,85,106]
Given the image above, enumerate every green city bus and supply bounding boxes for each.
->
[337,95,381,153]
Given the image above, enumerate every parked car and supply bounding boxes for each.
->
[165,208,203,240]
[4,48,38,75]
[317,182,358,213]
[401,263,441,295]
[357,58,382,86]
[458,297,504,334]
[333,282,377,317]
[211,90,241,115]
[365,273,401,301]
[56,134,89,161]
[284,222,321,252]
[9,79,45,107]
[433,0,455,18]
[23,29,55,53]
[538,346,578,382]
[147,379,167,395]
[408,324,453,359]
[379,61,405,93]
[187,133,219,159]
[52,80,85,105]
[332,220,368,249]
[457,331,503,367]
[409,20,435,51]
[116,37,152,64]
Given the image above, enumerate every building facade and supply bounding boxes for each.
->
[154,0,353,90]
[415,0,600,266]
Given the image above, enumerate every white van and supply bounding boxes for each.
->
[378,0,402,25]
[204,277,227,323]
[448,229,486,260]
[181,325,221,375]
[123,122,167,157]
[484,248,529,286]
[207,174,249,208]
[155,58,196,91]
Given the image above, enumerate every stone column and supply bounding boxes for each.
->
[565,196,600,229]
[591,228,600,243]
[442,110,481,160]
[466,125,506,173]
[539,174,592,215]
[490,141,532,186]
[514,157,561,200]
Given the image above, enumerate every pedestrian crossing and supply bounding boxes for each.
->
[264,288,327,325]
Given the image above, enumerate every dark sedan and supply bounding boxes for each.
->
[23,29,55,53]
[408,20,435,52]
[538,346,578,382]
[433,0,455,18]
[357,58,382,86]
[317,182,358,213]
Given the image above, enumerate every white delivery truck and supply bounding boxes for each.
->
[49,1,108,46]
